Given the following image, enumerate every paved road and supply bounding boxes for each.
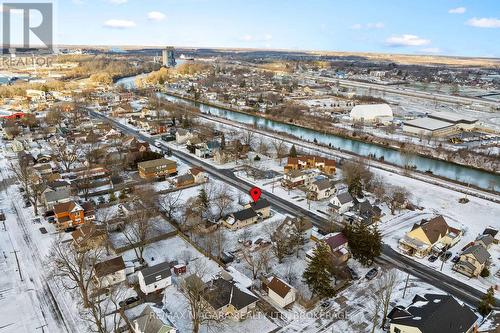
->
[90,110,500,310]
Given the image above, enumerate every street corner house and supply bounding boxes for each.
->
[138,158,177,180]
[53,200,95,230]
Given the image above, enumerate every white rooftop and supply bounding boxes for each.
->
[404,117,455,131]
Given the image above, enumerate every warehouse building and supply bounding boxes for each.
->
[350,104,393,124]
[403,112,478,137]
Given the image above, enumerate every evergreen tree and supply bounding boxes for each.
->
[478,287,496,316]
[220,133,226,150]
[303,242,335,297]
[343,222,382,266]
[197,188,209,210]
[289,145,297,158]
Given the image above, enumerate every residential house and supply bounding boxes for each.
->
[45,180,71,193]
[475,234,495,250]
[71,223,107,252]
[281,169,315,189]
[351,199,382,224]
[388,294,478,333]
[176,173,195,188]
[93,256,126,288]
[398,216,463,258]
[266,276,296,308]
[138,158,177,180]
[307,178,335,200]
[194,140,220,158]
[273,216,313,244]
[132,305,177,333]
[453,244,491,277]
[201,276,258,320]
[223,208,259,230]
[284,155,336,175]
[322,232,350,265]
[482,228,499,243]
[175,129,195,144]
[53,201,95,230]
[138,262,172,295]
[43,188,71,210]
[189,167,207,183]
[244,198,271,219]
[329,192,354,214]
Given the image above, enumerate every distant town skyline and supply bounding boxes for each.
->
[1,0,500,57]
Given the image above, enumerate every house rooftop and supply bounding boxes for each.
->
[389,293,478,333]
[139,262,171,285]
[94,256,125,278]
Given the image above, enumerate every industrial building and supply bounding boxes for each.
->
[162,46,176,67]
[403,111,478,137]
[350,103,393,124]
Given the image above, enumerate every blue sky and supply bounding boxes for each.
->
[3,0,500,57]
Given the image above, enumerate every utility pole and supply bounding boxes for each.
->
[402,272,410,298]
[11,250,22,281]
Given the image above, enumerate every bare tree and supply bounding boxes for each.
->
[242,130,255,147]
[158,190,183,220]
[121,186,159,263]
[242,249,266,279]
[369,291,383,333]
[378,270,399,328]
[271,139,287,165]
[81,284,126,333]
[180,263,224,333]
[211,183,234,220]
[48,239,103,308]
[52,143,81,172]
[9,160,45,215]
[257,138,270,157]
[386,186,410,215]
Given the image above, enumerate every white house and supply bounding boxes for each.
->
[350,104,393,124]
[189,167,207,184]
[93,256,126,288]
[42,188,72,210]
[175,129,195,144]
[329,192,354,214]
[138,262,172,295]
[267,276,296,308]
[133,305,177,333]
[307,178,336,200]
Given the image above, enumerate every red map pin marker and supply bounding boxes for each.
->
[249,187,262,203]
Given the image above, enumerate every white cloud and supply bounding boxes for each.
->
[148,11,166,21]
[466,17,500,28]
[350,22,384,30]
[108,0,127,4]
[386,34,430,47]
[103,19,136,29]
[448,7,466,14]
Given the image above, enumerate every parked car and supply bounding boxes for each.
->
[365,268,378,280]
[24,200,32,207]
[32,217,41,224]
[428,255,438,262]
[47,216,56,223]
[64,227,77,233]
[451,255,460,263]
[18,187,25,193]
[440,251,452,262]
[39,227,48,234]
[345,266,359,280]
[119,296,140,308]
[320,300,331,308]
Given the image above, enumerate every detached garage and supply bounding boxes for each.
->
[350,104,394,124]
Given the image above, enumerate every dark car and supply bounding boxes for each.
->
[64,227,77,233]
[365,268,378,280]
[451,255,460,263]
[47,216,56,223]
[39,227,48,234]
[346,266,359,280]
[19,187,25,193]
[119,296,140,308]
[428,255,438,262]
[440,251,452,262]
[320,300,331,308]
[24,200,32,207]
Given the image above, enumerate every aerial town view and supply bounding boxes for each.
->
[0,1,499,332]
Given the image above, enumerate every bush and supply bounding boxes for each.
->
[108,192,117,203]
[480,267,490,277]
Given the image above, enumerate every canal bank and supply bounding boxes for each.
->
[116,75,500,192]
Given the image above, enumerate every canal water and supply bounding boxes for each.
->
[116,75,499,192]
